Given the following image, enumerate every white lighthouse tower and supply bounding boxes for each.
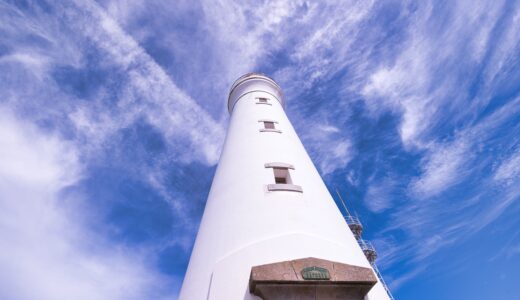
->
[179,73,392,300]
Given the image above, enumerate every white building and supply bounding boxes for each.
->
[179,73,391,300]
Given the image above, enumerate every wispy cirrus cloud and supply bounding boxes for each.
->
[364,177,398,213]
[0,0,225,238]
[0,1,224,298]
[494,148,520,184]
[409,139,470,198]
[377,96,520,287]
[361,0,513,147]
[1,1,224,165]
[0,108,174,300]
[300,123,354,175]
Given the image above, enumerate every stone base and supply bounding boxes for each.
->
[249,257,377,300]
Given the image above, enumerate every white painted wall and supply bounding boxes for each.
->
[179,74,390,300]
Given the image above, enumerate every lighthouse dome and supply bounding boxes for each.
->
[227,72,284,113]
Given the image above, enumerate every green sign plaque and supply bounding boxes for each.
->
[301,266,330,280]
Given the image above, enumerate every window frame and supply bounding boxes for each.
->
[264,121,276,129]
[256,97,272,106]
[258,119,282,133]
[264,162,303,193]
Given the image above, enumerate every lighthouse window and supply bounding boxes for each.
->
[259,119,281,133]
[275,176,287,184]
[264,162,303,192]
[256,97,272,105]
[273,167,292,184]
[264,121,275,129]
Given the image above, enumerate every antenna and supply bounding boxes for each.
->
[336,188,363,239]
[335,188,352,216]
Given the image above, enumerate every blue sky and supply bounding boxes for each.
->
[1,1,519,299]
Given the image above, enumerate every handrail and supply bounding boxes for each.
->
[357,239,376,251]
[372,264,395,300]
[345,215,361,225]
[358,239,377,263]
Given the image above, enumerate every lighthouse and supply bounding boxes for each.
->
[179,73,392,300]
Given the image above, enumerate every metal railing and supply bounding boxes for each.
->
[357,239,377,263]
[345,215,361,225]
[345,215,363,238]
[357,239,376,252]
[334,189,394,299]
[372,263,396,300]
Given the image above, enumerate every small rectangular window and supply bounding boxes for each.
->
[264,121,275,129]
[259,120,281,133]
[275,176,287,184]
[273,167,292,184]
[256,97,272,106]
[265,162,302,192]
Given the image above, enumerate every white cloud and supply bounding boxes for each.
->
[69,0,225,165]
[409,139,469,198]
[384,109,519,287]
[0,108,173,300]
[365,178,396,213]
[1,1,225,166]
[361,0,515,148]
[471,186,520,234]
[0,52,49,79]
[388,265,428,290]
[201,0,296,70]
[362,59,433,146]
[274,0,375,95]
[322,140,353,175]
[408,96,520,199]
[301,123,353,175]
[494,149,520,184]
[415,235,456,261]
[97,0,297,114]
[0,113,79,189]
